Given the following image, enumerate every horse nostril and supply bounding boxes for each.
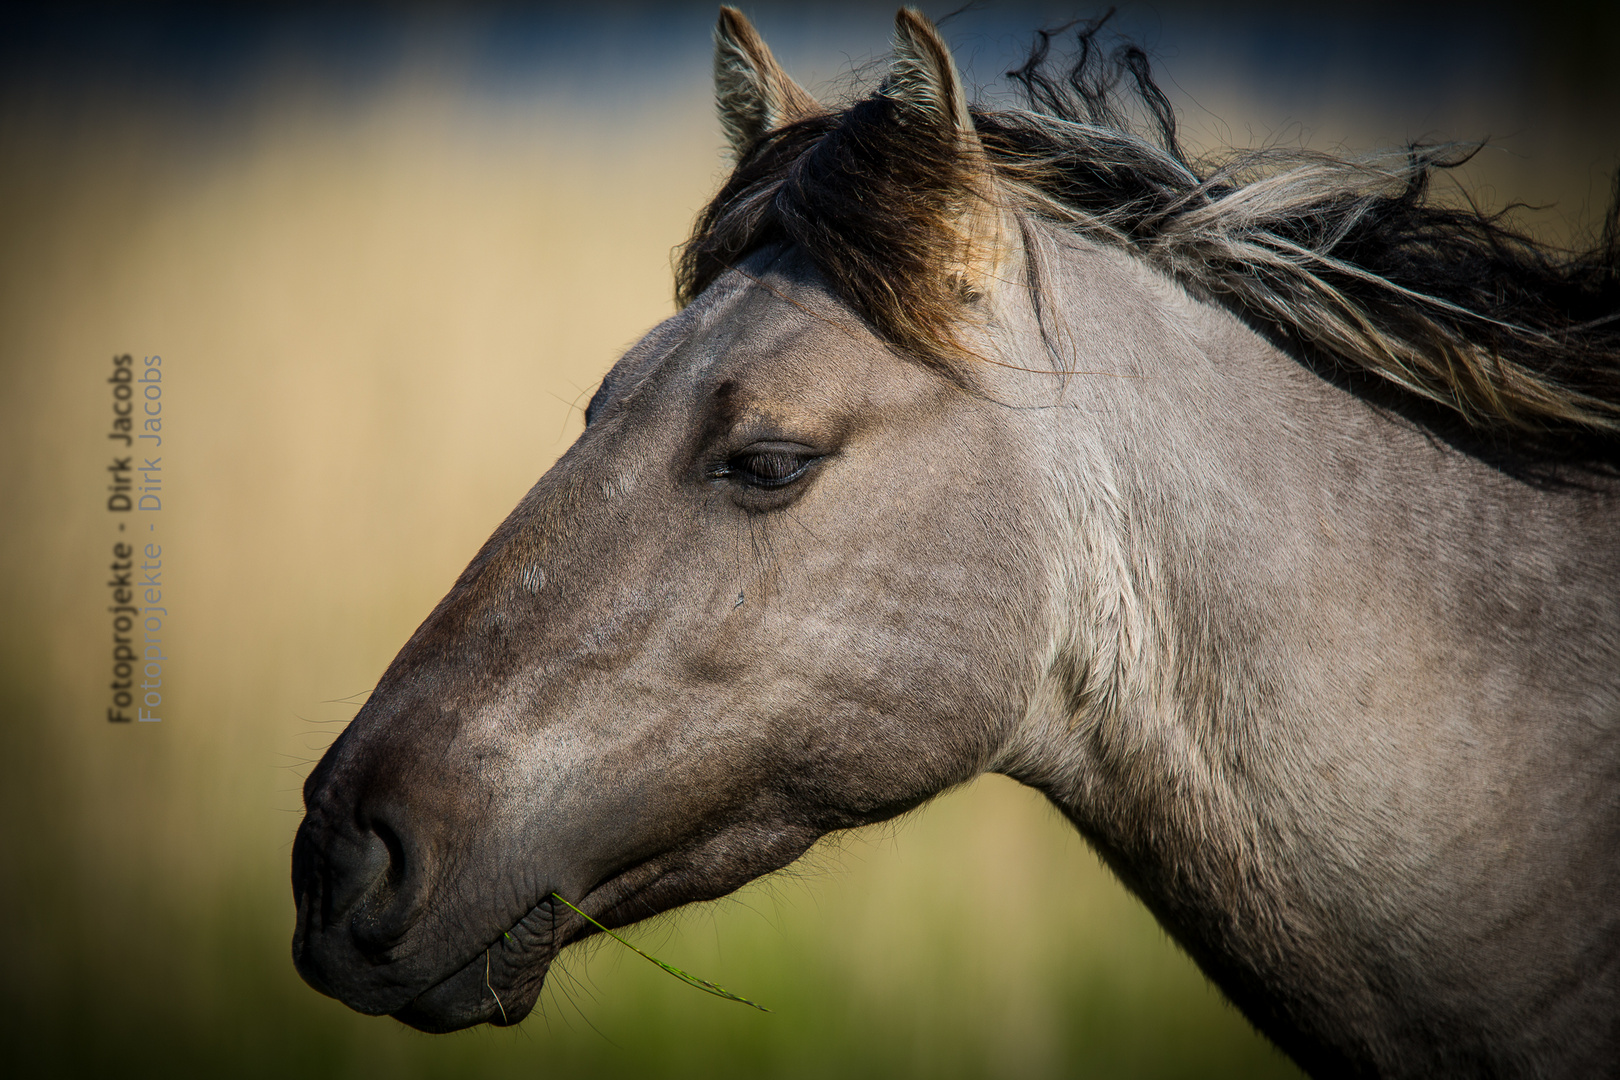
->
[348,816,423,955]
[370,818,407,891]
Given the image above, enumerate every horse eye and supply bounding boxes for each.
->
[727,449,815,488]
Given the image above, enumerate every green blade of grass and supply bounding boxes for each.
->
[550,892,771,1012]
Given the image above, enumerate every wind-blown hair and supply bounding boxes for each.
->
[677,18,1620,434]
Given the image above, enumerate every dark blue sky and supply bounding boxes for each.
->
[1,0,1614,202]
[2,2,1612,112]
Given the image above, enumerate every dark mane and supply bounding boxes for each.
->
[677,18,1620,435]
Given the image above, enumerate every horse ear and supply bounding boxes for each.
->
[885,8,976,143]
[714,7,822,162]
[886,9,1011,302]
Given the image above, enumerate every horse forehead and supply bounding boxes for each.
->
[659,270,879,398]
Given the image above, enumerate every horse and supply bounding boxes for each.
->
[291,8,1620,1076]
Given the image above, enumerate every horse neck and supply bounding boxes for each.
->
[988,236,1346,835]
[985,231,1620,1069]
[987,234,1344,801]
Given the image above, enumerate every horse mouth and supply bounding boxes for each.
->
[392,898,562,1033]
[389,861,691,1031]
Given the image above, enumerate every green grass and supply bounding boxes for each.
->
[551,892,771,1013]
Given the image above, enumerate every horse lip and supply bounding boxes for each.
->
[292,881,428,1015]
[294,935,424,1016]
[388,880,640,1032]
[391,894,564,1032]
[325,860,655,1029]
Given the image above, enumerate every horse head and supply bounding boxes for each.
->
[292,8,1057,1033]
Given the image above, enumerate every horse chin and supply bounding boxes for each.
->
[392,947,551,1033]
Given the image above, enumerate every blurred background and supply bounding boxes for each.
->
[1,2,1613,1076]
